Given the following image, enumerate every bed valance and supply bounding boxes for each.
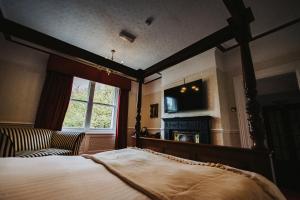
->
[47,55,131,91]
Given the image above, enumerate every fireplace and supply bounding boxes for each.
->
[163,116,211,144]
[173,131,200,143]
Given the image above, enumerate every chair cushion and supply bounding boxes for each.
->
[16,148,72,158]
[51,131,83,150]
[0,132,15,157]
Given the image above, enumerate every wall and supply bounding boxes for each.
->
[223,24,300,75]
[222,24,300,148]
[215,50,241,147]
[141,79,161,133]
[0,35,49,125]
[127,81,138,146]
[160,49,225,145]
[80,133,115,154]
[132,49,242,147]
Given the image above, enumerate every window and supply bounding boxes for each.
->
[63,77,118,132]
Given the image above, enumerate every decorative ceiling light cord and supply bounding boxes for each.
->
[106,49,115,76]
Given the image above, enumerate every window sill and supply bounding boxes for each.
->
[62,128,116,135]
[85,132,115,135]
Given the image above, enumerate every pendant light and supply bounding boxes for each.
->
[180,78,187,93]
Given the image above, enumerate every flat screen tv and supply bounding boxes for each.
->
[164,79,204,113]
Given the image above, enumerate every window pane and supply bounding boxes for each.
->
[90,104,113,129]
[93,83,115,105]
[71,77,90,101]
[63,101,87,128]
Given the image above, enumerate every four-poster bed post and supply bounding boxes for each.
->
[238,36,266,149]
[135,70,144,148]
[224,0,266,149]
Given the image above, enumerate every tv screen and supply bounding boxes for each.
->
[164,79,203,113]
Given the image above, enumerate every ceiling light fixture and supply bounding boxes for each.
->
[119,30,136,43]
[180,78,187,93]
[191,85,199,91]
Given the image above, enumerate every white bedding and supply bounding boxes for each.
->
[0,154,149,200]
[0,148,286,200]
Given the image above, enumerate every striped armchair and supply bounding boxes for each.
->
[0,127,85,157]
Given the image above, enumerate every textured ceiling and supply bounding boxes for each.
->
[1,0,300,70]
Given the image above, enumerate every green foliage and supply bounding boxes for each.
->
[63,80,116,129]
[93,84,115,104]
[91,105,113,128]
[63,101,87,128]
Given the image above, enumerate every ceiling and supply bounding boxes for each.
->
[1,0,300,70]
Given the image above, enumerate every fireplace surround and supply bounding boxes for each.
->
[163,116,211,144]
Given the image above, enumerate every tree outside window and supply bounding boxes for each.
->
[63,77,118,132]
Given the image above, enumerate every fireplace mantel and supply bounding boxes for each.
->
[163,116,211,144]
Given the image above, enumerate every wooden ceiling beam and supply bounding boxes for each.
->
[0,17,139,78]
[223,0,251,21]
[223,0,254,40]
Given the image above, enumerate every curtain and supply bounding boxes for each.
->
[48,55,131,90]
[35,71,73,130]
[115,89,129,149]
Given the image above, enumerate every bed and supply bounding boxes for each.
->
[0,148,285,200]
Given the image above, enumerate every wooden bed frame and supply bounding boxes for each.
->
[1,0,275,182]
[139,137,274,181]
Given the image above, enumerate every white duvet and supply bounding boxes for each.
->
[0,148,286,200]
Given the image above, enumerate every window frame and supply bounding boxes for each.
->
[63,78,119,134]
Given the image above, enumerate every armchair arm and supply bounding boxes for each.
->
[50,131,85,155]
[0,132,15,157]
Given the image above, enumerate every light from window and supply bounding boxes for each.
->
[91,105,113,129]
[63,77,118,132]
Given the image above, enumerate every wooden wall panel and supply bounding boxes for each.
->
[127,128,136,147]
[79,133,115,154]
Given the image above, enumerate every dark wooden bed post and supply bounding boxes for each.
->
[135,70,144,148]
[239,38,266,150]
[225,0,266,149]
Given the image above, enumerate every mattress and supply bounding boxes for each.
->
[0,148,286,200]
